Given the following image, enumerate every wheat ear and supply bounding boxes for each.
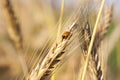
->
[2,0,28,77]
[2,0,23,50]
[92,5,113,80]
[78,22,96,80]
[81,22,91,54]
[28,22,77,80]
[96,5,113,42]
[81,0,105,80]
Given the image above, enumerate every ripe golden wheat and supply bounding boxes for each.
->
[0,0,115,80]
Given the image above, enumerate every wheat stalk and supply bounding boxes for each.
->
[57,0,65,40]
[52,0,65,80]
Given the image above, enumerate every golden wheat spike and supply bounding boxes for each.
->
[2,0,29,77]
[91,5,113,80]
[81,22,91,54]
[28,22,77,80]
[2,0,23,50]
[98,5,113,41]
[78,21,97,80]
[81,0,105,80]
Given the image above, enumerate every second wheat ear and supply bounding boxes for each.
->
[2,0,29,77]
[79,5,113,80]
[2,0,23,51]
[92,5,113,80]
[28,22,77,80]
[81,0,106,80]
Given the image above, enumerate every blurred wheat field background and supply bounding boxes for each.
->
[0,0,120,80]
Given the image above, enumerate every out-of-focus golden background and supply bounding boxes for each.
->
[0,0,120,80]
